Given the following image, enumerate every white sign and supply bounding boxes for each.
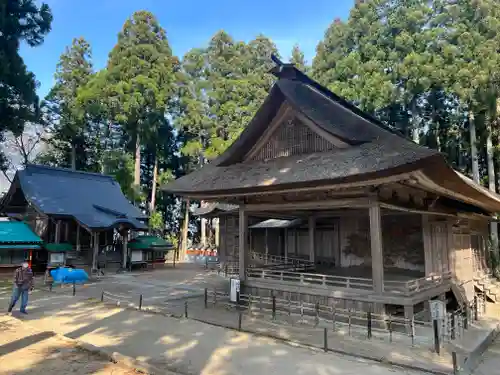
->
[430,300,446,320]
[230,278,240,302]
[49,253,64,264]
[131,251,143,262]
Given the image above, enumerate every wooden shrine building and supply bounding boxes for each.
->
[0,165,148,273]
[163,57,500,317]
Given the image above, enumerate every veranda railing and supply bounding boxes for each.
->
[246,268,453,296]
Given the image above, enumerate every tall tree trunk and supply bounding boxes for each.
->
[486,115,498,250]
[150,154,158,212]
[181,199,190,261]
[469,111,480,183]
[134,132,141,187]
[71,144,76,171]
[411,99,420,144]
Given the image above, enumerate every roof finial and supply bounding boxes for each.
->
[269,54,298,79]
[271,54,283,67]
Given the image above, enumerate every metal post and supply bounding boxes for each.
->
[238,312,242,331]
[184,300,188,318]
[101,290,104,302]
[323,327,328,352]
[348,308,352,336]
[224,263,228,278]
[332,306,336,331]
[204,288,208,308]
[272,295,276,320]
[474,295,478,320]
[72,282,76,296]
[315,301,320,326]
[452,351,458,375]
[388,315,393,342]
[367,311,372,339]
[173,253,176,268]
[139,294,143,310]
[433,319,441,355]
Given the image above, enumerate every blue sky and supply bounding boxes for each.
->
[21,0,354,98]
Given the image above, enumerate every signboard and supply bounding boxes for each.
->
[131,250,143,262]
[49,252,64,265]
[230,278,240,302]
[430,300,446,320]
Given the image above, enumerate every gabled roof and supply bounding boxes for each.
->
[0,165,147,230]
[162,58,500,214]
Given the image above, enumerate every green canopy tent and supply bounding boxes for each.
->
[0,221,43,270]
[128,235,174,268]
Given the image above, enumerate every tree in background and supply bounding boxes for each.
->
[43,37,93,170]
[290,44,308,73]
[104,10,176,194]
[0,0,52,174]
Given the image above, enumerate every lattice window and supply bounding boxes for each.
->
[249,116,336,162]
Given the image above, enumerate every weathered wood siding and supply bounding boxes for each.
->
[450,231,474,301]
[218,214,261,261]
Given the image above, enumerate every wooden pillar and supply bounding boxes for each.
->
[201,217,207,246]
[308,216,316,263]
[64,222,69,242]
[122,230,128,269]
[422,215,433,275]
[369,204,384,293]
[76,225,81,251]
[214,218,220,247]
[238,206,248,280]
[92,232,100,270]
[284,228,288,262]
[295,229,298,256]
[181,199,190,261]
[265,228,269,264]
[55,221,61,244]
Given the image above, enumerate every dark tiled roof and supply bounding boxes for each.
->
[164,136,438,195]
[1,165,147,230]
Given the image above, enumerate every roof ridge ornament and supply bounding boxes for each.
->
[269,53,299,79]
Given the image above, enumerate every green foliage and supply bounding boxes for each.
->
[149,211,164,232]
[43,37,93,169]
[104,10,177,187]
[0,0,52,170]
[290,44,308,73]
[174,31,279,169]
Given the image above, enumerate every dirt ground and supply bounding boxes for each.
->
[0,315,138,375]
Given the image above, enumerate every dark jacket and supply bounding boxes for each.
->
[13,267,34,290]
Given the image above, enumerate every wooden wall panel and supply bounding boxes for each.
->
[248,116,336,162]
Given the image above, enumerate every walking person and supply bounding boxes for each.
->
[8,261,34,314]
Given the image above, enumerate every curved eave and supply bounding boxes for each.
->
[164,163,433,200]
[415,161,500,214]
